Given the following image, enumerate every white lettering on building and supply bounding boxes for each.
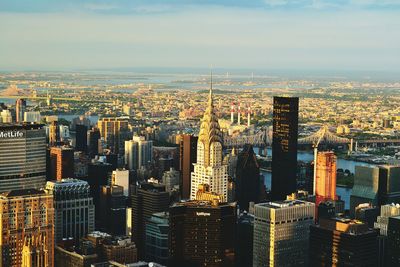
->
[196,212,211,216]
[0,131,24,138]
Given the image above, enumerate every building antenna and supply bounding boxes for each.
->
[210,66,213,97]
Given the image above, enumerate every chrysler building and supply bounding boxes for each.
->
[190,77,228,201]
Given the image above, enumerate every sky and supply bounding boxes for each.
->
[0,0,399,72]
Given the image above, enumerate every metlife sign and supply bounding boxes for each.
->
[0,131,24,139]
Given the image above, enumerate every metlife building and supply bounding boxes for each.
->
[0,123,47,192]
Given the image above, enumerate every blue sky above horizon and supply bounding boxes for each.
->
[1,0,399,72]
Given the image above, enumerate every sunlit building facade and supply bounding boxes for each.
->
[253,200,315,267]
[125,135,153,170]
[50,146,74,181]
[97,117,129,154]
[190,88,228,201]
[315,151,337,206]
[0,189,55,267]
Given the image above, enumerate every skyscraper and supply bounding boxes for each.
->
[309,217,378,266]
[97,117,129,154]
[375,203,400,236]
[236,145,261,211]
[24,111,41,123]
[387,216,400,265]
[162,167,180,194]
[169,200,236,267]
[88,127,101,158]
[112,168,130,197]
[253,200,315,267]
[50,146,75,181]
[315,151,337,207]
[0,189,55,267]
[145,212,169,265]
[15,98,26,123]
[350,165,400,216]
[179,134,198,199]
[49,120,60,145]
[271,96,298,200]
[132,182,170,259]
[85,160,113,226]
[236,212,254,267]
[75,124,88,152]
[99,185,127,236]
[190,87,228,201]
[125,136,153,170]
[45,179,95,243]
[0,109,12,123]
[0,124,46,192]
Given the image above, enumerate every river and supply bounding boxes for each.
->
[58,114,99,124]
[259,148,375,209]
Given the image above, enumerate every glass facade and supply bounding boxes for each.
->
[271,96,298,200]
[0,124,46,192]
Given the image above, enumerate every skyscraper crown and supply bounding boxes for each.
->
[198,73,222,166]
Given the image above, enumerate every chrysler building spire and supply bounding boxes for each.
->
[190,72,228,201]
[198,71,222,167]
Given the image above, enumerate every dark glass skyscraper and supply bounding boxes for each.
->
[179,134,198,199]
[271,96,298,200]
[309,218,378,266]
[236,145,260,211]
[387,216,400,265]
[50,146,74,181]
[75,124,88,152]
[132,182,170,260]
[88,127,100,158]
[169,201,236,267]
[235,212,254,267]
[99,185,127,235]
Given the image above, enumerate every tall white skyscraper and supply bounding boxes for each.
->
[190,82,228,201]
[125,136,153,170]
[253,200,315,267]
[112,168,130,196]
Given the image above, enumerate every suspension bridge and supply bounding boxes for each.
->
[223,125,400,149]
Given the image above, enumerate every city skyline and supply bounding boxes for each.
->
[1,1,400,266]
[1,0,399,72]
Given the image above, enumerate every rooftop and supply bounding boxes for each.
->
[0,189,46,198]
[0,123,44,130]
[172,200,235,209]
[258,200,314,209]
